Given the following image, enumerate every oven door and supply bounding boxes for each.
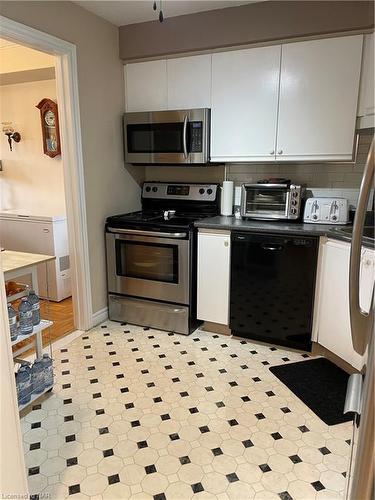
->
[241,184,290,220]
[124,109,209,164]
[106,229,190,304]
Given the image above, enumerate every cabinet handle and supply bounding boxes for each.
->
[270,150,275,155]
[43,229,50,233]
[363,259,372,267]
[224,241,229,247]
[278,150,283,155]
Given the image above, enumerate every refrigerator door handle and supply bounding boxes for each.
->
[344,373,363,415]
[349,140,374,355]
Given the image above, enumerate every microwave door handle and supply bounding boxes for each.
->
[182,114,188,159]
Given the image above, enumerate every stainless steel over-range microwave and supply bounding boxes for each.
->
[123,108,210,165]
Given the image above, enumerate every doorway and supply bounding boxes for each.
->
[0,14,92,496]
[1,40,75,348]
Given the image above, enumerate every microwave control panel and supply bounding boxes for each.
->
[190,122,203,152]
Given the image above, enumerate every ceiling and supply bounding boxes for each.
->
[74,0,255,27]
[0,37,18,49]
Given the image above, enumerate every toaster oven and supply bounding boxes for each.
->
[241,183,304,220]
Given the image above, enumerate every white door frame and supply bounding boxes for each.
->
[0,15,93,496]
[0,15,93,331]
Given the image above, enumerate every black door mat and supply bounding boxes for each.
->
[270,358,354,426]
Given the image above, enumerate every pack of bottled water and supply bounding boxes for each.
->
[15,354,54,407]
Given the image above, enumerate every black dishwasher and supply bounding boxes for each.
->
[230,232,318,351]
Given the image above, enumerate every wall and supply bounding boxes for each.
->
[0,1,143,314]
[119,0,374,61]
[145,129,374,189]
[0,40,55,73]
[0,78,66,214]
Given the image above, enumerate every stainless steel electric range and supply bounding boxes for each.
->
[105,182,220,334]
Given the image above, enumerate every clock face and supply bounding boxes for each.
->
[44,110,55,127]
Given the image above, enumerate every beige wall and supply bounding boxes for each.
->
[0,41,54,73]
[145,130,374,189]
[119,0,374,61]
[0,79,67,214]
[0,1,142,314]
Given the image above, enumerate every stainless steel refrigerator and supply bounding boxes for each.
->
[345,139,374,499]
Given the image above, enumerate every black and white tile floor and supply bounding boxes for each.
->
[21,322,352,499]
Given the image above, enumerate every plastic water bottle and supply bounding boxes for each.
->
[8,304,18,341]
[28,290,40,326]
[16,362,32,405]
[18,297,33,335]
[31,358,45,394]
[42,353,54,389]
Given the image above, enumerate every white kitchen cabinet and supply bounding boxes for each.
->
[197,231,230,325]
[276,35,363,161]
[313,238,374,370]
[211,46,281,162]
[125,60,168,112]
[357,33,374,129]
[167,54,211,109]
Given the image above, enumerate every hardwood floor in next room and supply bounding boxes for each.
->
[12,297,75,357]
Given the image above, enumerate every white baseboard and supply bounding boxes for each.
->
[91,306,108,327]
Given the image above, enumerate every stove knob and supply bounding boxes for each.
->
[332,215,337,221]
[292,191,299,198]
[291,200,298,206]
[199,188,205,195]
[313,215,318,220]
[152,187,158,192]
[145,186,151,192]
[291,208,297,215]
[207,188,213,195]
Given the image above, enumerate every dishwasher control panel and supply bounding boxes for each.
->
[303,197,349,225]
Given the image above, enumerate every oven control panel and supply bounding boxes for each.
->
[142,183,218,202]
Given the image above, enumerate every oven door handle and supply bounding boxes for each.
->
[107,227,187,239]
[182,114,188,159]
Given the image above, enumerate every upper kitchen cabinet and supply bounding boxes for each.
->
[167,55,211,109]
[125,60,168,112]
[276,35,363,161]
[211,46,281,162]
[357,33,374,129]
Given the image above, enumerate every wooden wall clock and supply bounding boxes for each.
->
[36,98,61,158]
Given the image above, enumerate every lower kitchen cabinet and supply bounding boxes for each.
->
[197,231,230,325]
[313,238,375,370]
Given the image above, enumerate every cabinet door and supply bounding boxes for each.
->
[315,239,373,370]
[125,60,167,112]
[211,46,281,162]
[316,240,355,366]
[167,54,211,109]
[357,33,374,128]
[197,232,230,325]
[276,35,362,161]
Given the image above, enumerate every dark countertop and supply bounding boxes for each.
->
[195,216,374,249]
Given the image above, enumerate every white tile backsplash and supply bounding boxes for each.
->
[144,129,374,200]
[306,188,374,210]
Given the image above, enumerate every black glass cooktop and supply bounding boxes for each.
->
[106,210,213,231]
